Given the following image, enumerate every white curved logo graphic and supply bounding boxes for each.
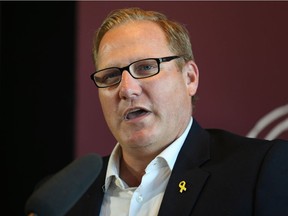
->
[247,104,288,140]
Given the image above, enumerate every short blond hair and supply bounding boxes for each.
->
[93,7,194,68]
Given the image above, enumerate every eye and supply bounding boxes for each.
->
[99,69,121,84]
[134,60,158,76]
[138,64,154,71]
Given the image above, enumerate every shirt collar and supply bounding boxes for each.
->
[103,117,193,192]
[104,144,122,191]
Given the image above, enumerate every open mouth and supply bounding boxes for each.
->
[125,108,150,120]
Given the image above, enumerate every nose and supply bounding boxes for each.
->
[118,70,142,100]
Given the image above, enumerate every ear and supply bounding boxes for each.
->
[182,60,199,96]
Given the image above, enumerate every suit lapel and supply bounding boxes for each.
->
[158,120,211,216]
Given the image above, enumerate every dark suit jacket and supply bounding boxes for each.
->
[67,120,288,216]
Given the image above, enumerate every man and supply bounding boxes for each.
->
[68,8,288,215]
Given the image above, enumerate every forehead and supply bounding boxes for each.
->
[97,20,171,68]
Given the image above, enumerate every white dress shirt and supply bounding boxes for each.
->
[100,118,193,216]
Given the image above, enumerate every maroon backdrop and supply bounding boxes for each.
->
[75,2,288,158]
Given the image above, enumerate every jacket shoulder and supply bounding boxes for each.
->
[206,128,287,147]
[205,128,288,163]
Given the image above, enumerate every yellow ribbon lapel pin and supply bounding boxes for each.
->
[179,180,187,193]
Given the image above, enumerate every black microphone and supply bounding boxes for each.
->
[25,153,103,216]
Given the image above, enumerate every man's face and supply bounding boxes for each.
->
[97,20,199,154]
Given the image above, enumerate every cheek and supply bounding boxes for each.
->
[149,76,188,111]
[99,92,116,119]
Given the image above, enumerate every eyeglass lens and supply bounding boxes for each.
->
[94,59,159,87]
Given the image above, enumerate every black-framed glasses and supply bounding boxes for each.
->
[90,56,181,88]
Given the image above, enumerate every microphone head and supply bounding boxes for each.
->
[25,153,103,216]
